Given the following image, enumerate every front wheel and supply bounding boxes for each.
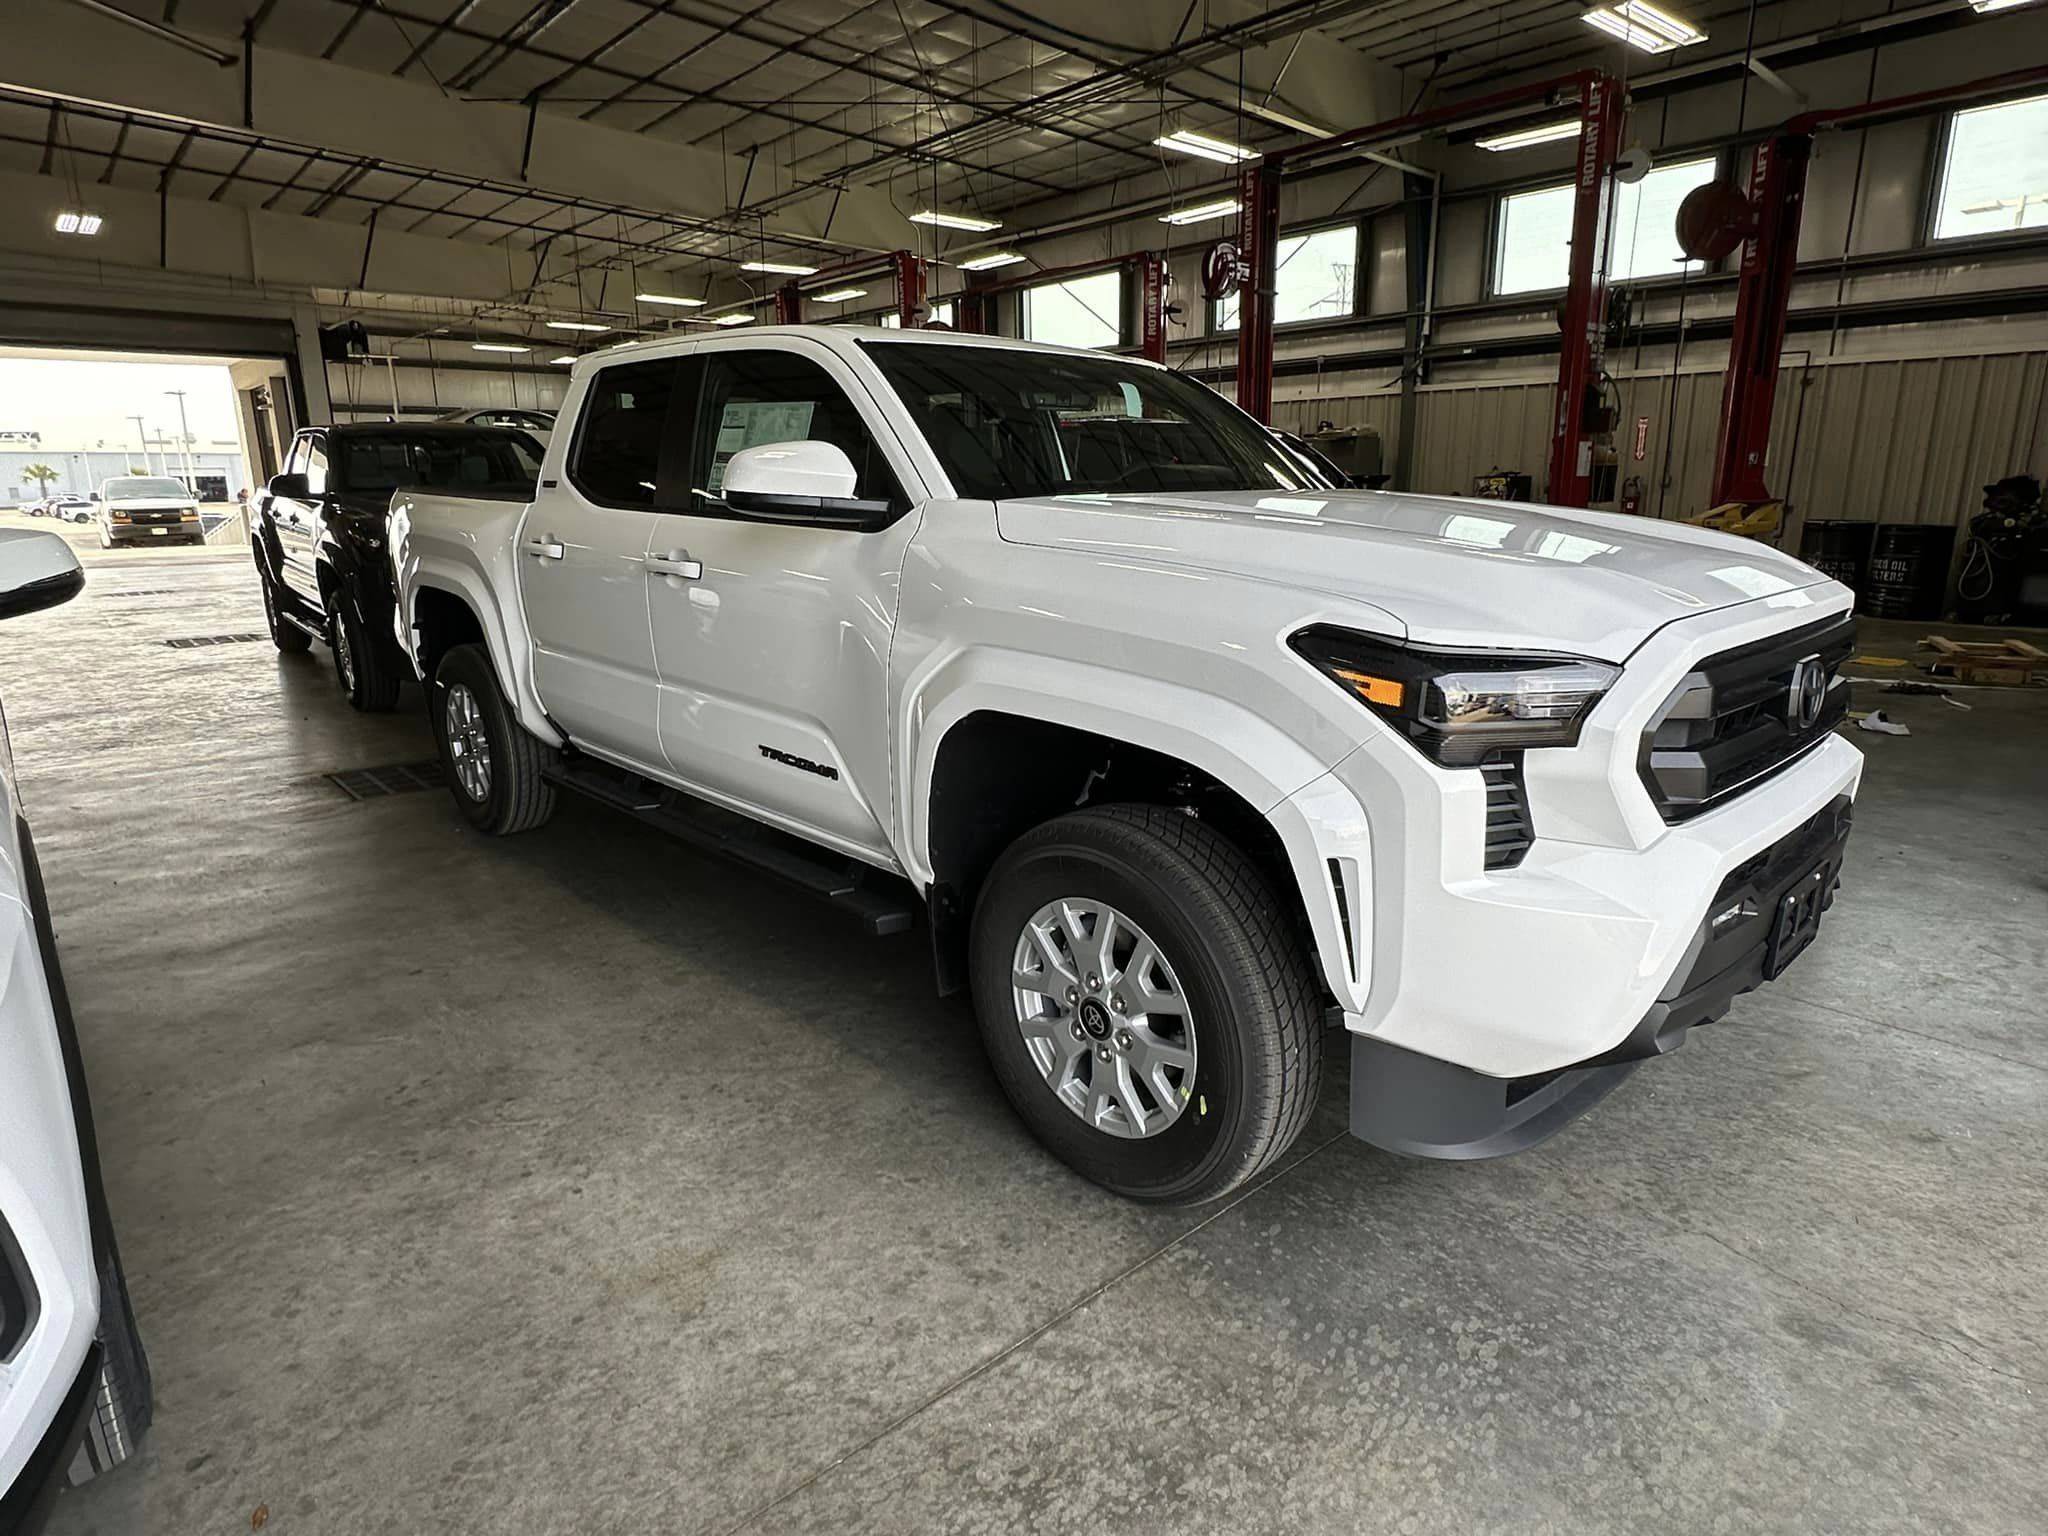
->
[430,643,556,835]
[969,805,1323,1205]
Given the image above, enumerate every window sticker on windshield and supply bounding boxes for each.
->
[1118,382,1142,417]
[709,400,816,491]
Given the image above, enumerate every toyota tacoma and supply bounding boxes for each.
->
[388,327,1860,1204]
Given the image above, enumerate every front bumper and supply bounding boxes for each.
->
[0,1344,99,1536]
[106,521,202,545]
[1349,793,1853,1158]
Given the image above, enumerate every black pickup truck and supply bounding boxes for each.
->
[252,423,541,710]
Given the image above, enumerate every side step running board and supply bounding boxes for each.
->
[544,760,917,937]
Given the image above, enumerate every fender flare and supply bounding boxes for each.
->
[404,559,562,746]
[898,647,1373,1010]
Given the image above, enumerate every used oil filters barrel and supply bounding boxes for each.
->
[1862,524,1956,619]
[1799,520,1877,596]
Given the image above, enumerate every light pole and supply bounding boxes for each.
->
[165,391,196,496]
[128,415,151,474]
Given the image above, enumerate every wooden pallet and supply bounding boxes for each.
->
[1919,635,2048,685]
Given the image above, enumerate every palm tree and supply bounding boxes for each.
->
[20,463,59,503]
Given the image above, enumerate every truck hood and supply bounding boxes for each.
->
[993,488,1834,660]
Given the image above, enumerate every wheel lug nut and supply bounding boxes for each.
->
[1110,994,1126,1013]
[1087,973,1101,989]
[1070,1020,1086,1040]
[1115,1029,1133,1051]
[1065,986,1079,1004]
[1095,1045,1111,1063]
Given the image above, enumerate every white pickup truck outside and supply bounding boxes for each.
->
[389,326,1862,1203]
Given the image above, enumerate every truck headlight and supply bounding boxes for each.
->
[1291,626,1618,767]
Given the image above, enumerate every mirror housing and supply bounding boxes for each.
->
[0,529,84,621]
[268,472,310,500]
[721,441,893,530]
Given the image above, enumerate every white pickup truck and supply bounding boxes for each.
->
[389,326,1861,1204]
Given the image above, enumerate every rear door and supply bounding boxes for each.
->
[517,355,684,775]
[272,432,325,605]
[640,338,922,864]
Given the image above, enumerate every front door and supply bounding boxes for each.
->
[642,339,922,865]
[271,431,325,604]
[518,355,680,775]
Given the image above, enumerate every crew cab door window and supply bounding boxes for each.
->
[303,434,329,496]
[691,350,904,516]
[569,359,683,508]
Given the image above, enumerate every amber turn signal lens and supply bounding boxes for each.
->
[1332,667,1404,708]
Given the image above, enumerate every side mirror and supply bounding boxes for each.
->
[721,441,892,530]
[268,472,310,500]
[0,529,84,621]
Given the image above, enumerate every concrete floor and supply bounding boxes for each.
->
[6,528,2043,1535]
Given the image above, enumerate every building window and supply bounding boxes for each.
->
[929,299,956,327]
[1216,224,1358,331]
[1493,156,1720,296]
[1933,91,2048,240]
[1022,270,1124,349]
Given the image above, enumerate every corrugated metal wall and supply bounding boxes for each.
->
[1285,349,2048,538]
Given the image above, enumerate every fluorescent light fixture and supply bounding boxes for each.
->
[635,292,704,307]
[1153,128,1257,164]
[956,250,1026,272]
[1476,120,1582,152]
[545,319,608,332]
[812,287,868,303]
[471,342,530,353]
[548,355,578,365]
[53,210,103,235]
[712,312,755,326]
[910,210,1002,232]
[1582,2,1705,52]
[1158,198,1241,226]
[739,260,819,275]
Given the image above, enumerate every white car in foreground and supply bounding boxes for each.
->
[0,530,150,1528]
[390,326,1861,1203]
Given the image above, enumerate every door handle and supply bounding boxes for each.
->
[524,536,565,560]
[644,552,703,579]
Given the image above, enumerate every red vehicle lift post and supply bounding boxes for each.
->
[771,250,930,326]
[1233,71,1625,506]
[1708,63,2048,512]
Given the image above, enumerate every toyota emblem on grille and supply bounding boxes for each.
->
[1788,654,1828,730]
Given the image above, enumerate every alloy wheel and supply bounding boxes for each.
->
[443,683,492,803]
[1011,897,1196,1139]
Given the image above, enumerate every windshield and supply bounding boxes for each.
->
[332,431,543,493]
[860,340,1334,499]
[103,477,189,500]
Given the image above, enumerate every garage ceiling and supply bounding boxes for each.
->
[0,0,1813,321]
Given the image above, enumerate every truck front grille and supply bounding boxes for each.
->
[1640,611,1855,822]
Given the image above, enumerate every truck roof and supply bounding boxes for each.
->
[565,323,1165,377]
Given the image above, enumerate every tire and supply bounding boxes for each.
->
[257,556,311,653]
[329,584,401,712]
[969,804,1323,1205]
[430,643,556,835]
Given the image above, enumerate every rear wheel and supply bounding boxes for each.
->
[430,643,555,835]
[969,804,1323,1205]
[257,557,311,653]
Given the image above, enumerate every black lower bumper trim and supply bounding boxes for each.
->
[1350,1037,1639,1160]
[0,1344,100,1535]
[1349,793,1854,1160]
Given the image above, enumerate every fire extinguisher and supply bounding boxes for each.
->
[1620,474,1644,518]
